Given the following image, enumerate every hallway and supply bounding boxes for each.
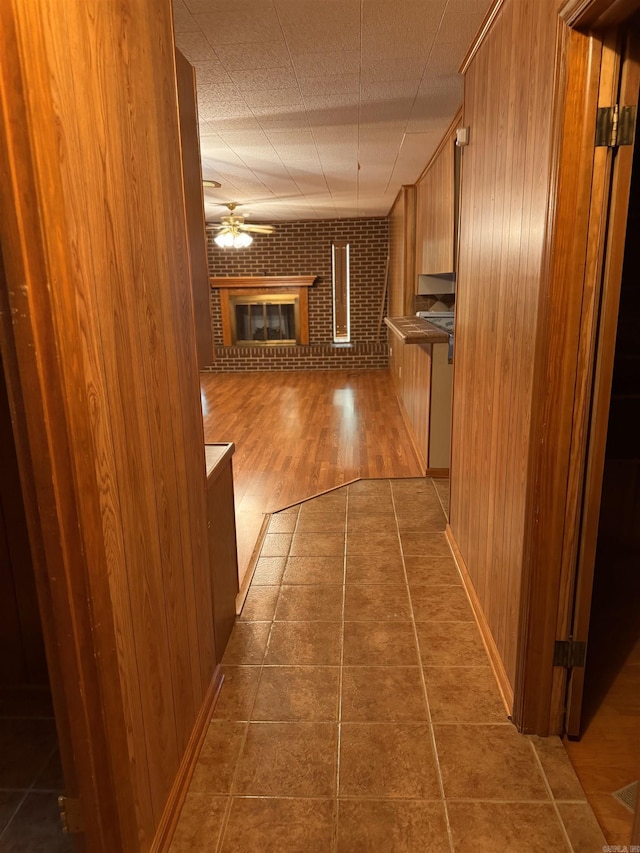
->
[171,478,605,852]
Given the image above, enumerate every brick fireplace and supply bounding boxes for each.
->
[205,217,390,372]
[213,275,314,347]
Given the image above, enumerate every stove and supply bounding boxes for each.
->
[416,311,455,361]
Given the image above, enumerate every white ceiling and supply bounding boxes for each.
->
[173,0,492,223]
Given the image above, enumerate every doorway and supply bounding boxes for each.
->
[0,355,72,851]
[564,82,640,845]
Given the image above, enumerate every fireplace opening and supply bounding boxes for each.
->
[230,293,300,346]
[213,277,314,347]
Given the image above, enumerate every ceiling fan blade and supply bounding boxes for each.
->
[239,224,276,234]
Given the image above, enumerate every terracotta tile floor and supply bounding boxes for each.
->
[172,478,607,852]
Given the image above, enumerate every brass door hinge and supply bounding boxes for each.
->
[596,104,636,148]
[58,795,84,834]
[553,639,586,669]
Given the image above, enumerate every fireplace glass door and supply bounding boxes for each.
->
[230,294,300,345]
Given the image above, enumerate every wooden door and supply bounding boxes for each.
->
[564,21,640,737]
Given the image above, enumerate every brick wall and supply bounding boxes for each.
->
[205,217,390,371]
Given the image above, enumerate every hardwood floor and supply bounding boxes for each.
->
[200,369,424,586]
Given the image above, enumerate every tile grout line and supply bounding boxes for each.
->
[529,740,576,853]
[430,477,449,520]
[213,510,297,853]
[391,478,456,853]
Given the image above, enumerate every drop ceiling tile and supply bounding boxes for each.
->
[286,161,325,178]
[207,116,265,134]
[185,0,276,11]
[360,58,427,82]
[272,143,320,161]
[243,88,304,109]
[196,82,242,101]
[437,0,491,47]
[297,75,360,97]
[306,105,360,131]
[194,9,283,44]
[192,61,233,86]
[360,99,414,126]
[316,141,359,162]
[253,110,311,132]
[185,0,494,221]
[290,51,360,78]
[302,92,359,111]
[198,101,254,122]
[265,128,315,147]
[411,76,463,125]
[422,43,467,76]
[361,0,445,43]
[213,42,291,71]
[229,66,298,91]
[174,32,218,62]
[173,0,200,34]
[312,125,359,145]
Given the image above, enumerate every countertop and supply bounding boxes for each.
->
[205,442,235,479]
[384,315,449,344]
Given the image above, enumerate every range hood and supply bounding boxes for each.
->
[417,272,456,295]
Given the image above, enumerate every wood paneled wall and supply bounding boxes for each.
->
[415,123,458,275]
[0,1,215,850]
[388,186,416,317]
[449,0,561,695]
[175,48,214,370]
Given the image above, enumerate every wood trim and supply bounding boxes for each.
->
[403,186,417,315]
[460,0,508,73]
[565,22,640,737]
[219,287,309,347]
[210,275,317,289]
[175,49,213,369]
[561,0,640,27]
[446,525,514,715]
[395,394,427,473]
[415,107,463,186]
[150,666,224,853]
[514,22,605,735]
[425,467,449,478]
[299,288,309,346]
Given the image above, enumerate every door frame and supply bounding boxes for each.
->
[0,5,129,847]
[513,0,640,736]
[564,22,640,737]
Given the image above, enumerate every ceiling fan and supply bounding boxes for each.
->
[207,202,275,249]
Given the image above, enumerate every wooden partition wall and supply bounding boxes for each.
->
[388,186,416,317]
[449,0,562,706]
[0,1,217,850]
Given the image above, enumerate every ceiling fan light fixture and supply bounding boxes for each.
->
[214,231,235,248]
[234,232,253,248]
[214,230,253,249]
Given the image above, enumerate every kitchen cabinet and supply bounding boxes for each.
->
[414,109,462,277]
[205,443,239,659]
[386,320,452,475]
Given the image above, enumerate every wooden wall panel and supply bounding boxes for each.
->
[175,48,214,370]
[0,0,216,849]
[415,130,456,275]
[388,186,417,317]
[449,0,561,694]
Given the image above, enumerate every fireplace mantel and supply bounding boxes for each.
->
[210,275,317,289]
